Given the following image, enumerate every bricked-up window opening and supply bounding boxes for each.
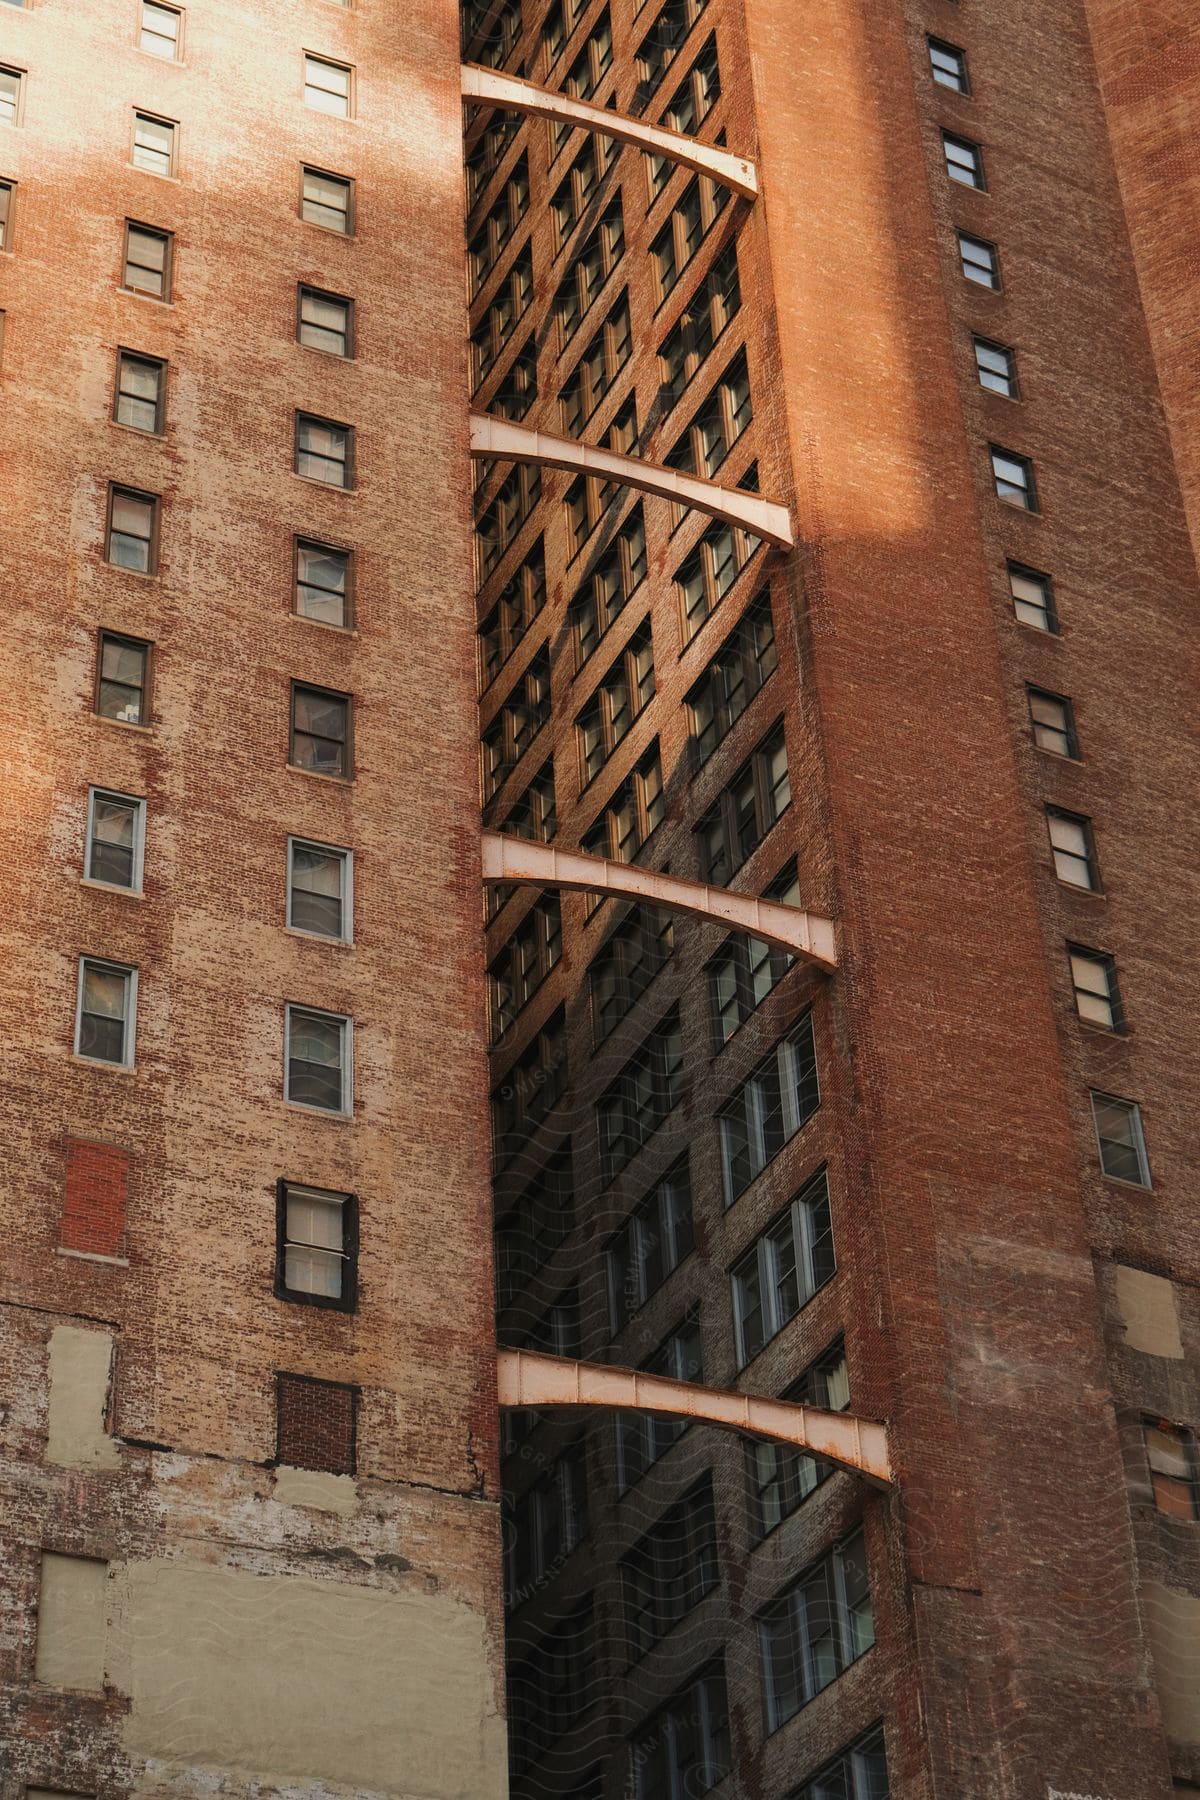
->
[61,1138,130,1260]
[123,221,172,298]
[1008,560,1057,631]
[468,155,529,295]
[491,336,538,420]
[85,788,145,890]
[630,1659,731,1800]
[759,1527,874,1729]
[488,895,561,1040]
[698,719,790,886]
[749,1339,849,1536]
[732,1168,836,1366]
[463,0,522,68]
[504,1436,588,1605]
[285,1004,352,1113]
[607,1156,693,1328]
[554,200,625,349]
[991,443,1036,509]
[653,176,728,303]
[658,241,740,405]
[479,539,546,688]
[471,246,533,385]
[621,1476,718,1659]
[559,293,632,434]
[973,335,1017,397]
[298,286,353,358]
[475,463,541,581]
[615,1310,702,1489]
[1090,1090,1151,1187]
[719,1012,819,1204]
[1068,945,1123,1031]
[590,905,674,1041]
[928,36,968,92]
[465,115,520,210]
[495,1142,574,1312]
[304,54,352,117]
[492,1007,568,1164]
[498,757,557,848]
[275,1372,358,1473]
[957,230,999,290]
[294,538,351,627]
[301,164,354,234]
[290,682,351,777]
[1046,806,1098,891]
[1027,685,1077,758]
[709,862,801,1046]
[577,621,655,786]
[789,1726,889,1800]
[632,0,708,114]
[481,645,550,801]
[664,32,720,135]
[0,65,23,127]
[676,519,760,642]
[552,135,619,249]
[553,10,613,150]
[0,179,12,249]
[570,504,647,654]
[114,350,165,432]
[581,742,665,875]
[106,485,159,572]
[276,1180,357,1308]
[95,631,151,724]
[1143,1420,1200,1520]
[287,838,351,940]
[132,110,176,176]
[597,1007,683,1181]
[688,590,776,767]
[140,0,181,58]
[942,129,985,189]
[75,958,137,1066]
[507,1598,595,1774]
[295,412,354,488]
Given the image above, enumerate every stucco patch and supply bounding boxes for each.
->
[35,1553,108,1689]
[272,1464,359,1515]
[1114,1266,1184,1359]
[46,1324,121,1469]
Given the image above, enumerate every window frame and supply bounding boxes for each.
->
[300,162,355,235]
[284,1002,354,1115]
[105,483,161,574]
[303,51,354,117]
[289,680,353,780]
[957,229,1000,291]
[84,787,147,893]
[1008,560,1057,633]
[757,1527,875,1732]
[990,443,1037,511]
[942,129,986,189]
[113,348,167,434]
[293,534,354,629]
[730,1168,835,1368]
[122,218,173,300]
[130,108,177,178]
[717,1009,820,1205]
[274,1178,358,1311]
[94,629,153,726]
[0,177,14,252]
[74,957,138,1067]
[1067,944,1123,1032]
[1027,685,1078,759]
[296,283,355,358]
[1046,805,1099,892]
[0,63,25,129]
[928,36,969,92]
[973,334,1018,398]
[294,410,355,489]
[1090,1089,1151,1189]
[1143,1418,1200,1521]
[287,836,353,942]
[139,0,183,59]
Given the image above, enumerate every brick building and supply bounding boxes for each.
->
[2,0,1199,1796]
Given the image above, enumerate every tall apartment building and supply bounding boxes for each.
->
[2,0,1199,1797]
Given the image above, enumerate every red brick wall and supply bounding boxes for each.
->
[60,1137,129,1259]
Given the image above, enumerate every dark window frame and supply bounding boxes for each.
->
[957,229,1000,291]
[928,35,969,92]
[274,1178,359,1312]
[122,218,173,300]
[289,680,353,779]
[1067,943,1124,1033]
[113,348,167,434]
[296,283,355,358]
[942,128,986,189]
[299,162,356,234]
[293,534,354,629]
[1008,560,1058,633]
[94,629,153,725]
[105,482,161,574]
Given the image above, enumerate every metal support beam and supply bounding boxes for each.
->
[497,1348,892,1486]
[482,832,837,966]
[462,63,759,200]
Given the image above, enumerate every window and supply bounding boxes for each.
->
[554,201,625,347]
[275,1372,357,1474]
[590,905,673,1040]
[632,0,708,113]
[287,839,352,941]
[1144,1421,1199,1520]
[0,179,12,249]
[470,245,533,383]
[616,1313,702,1488]
[491,338,538,420]
[304,53,352,116]
[75,959,137,1066]
[581,741,665,868]
[290,683,351,778]
[942,130,985,188]
[295,413,353,488]
[475,463,540,580]
[688,590,776,764]
[301,164,354,233]
[508,1600,595,1774]
[85,789,145,891]
[676,518,760,642]
[607,1157,692,1329]
[464,0,521,67]
[1046,807,1097,891]
[498,758,557,847]
[732,1169,835,1366]
[698,720,790,885]
[570,506,647,658]
[597,1008,683,1181]
[276,1181,356,1307]
[559,292,632,434]
[576,621,655,786]
[1090,1091,1150,1187]
[106,486,158,573]
[788,1726,889,1800]
[465,114,519,209]
[991,444,1036,509]
[658,242,740,404]
[114,350,165,433]
[666,346,751,481]
[621,1477,718,1659]
[663,32,720,135]
[1008,561,1056,631]
[95,631,151,724]
[491,1009,568,1164]
[631,1661,731,1800]
[481,646,550,801]
[298,286,353,357]
[0,65,23,127]
[123,222,172,298]
[488,896,562,1039]
[1068,946,1121,1031]
[504,1438,587,1608]
[562,401,636,556]
[652,176,727,302]
[709,863,800,1045]
[140,1,181,58]
[467,156,530,295]
[285,1004,352,1113]
[1028,686,1077,757]
[973,336,1017,397]
[552,136,618,248]
[719,1012,819,1204]
[957,230,999,289]
[132,111,176,176]
[478,539,545,687]
[759,1529,874,1731]
[294,538,352,627]
[552,11,613,147]
[928,37,968,91]
[495,1145,574,1312]
[749,1341,850,1535]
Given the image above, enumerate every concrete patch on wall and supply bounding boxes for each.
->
[272,1464,358,1516]
[1114,1266,1184,1359]
[1144,1580,1200,1738]
[35,1552,108,1689]
[46,1324,121,1469]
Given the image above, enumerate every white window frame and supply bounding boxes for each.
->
[286,837,353,942]
[1089,1089,1151,1189]
[284,1003,353,1114]
[140,0,183,58]
[84,788,146,892]
[304,52,353,117]
[74,957,137,1067]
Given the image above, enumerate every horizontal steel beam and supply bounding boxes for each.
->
[469,414,793,548]
[497,1348,892,1485]
[462,63,759,200]
[481,832,837,966]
